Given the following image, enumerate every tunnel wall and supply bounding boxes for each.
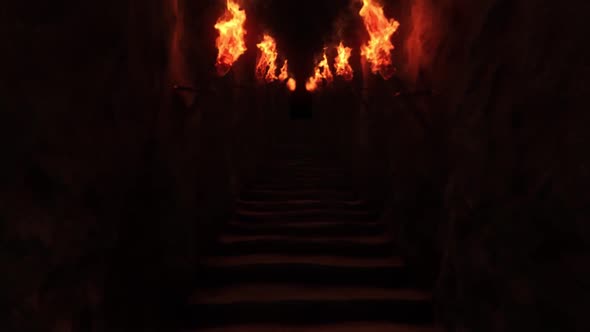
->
[1,1,272,330]
[354,0,590,330]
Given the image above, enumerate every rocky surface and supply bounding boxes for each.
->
[2,0,588,331]
[353,0,590,330]
[2,1,274,330]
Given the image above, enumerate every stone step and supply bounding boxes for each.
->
[257,170,348,177]
[184,299,434,327]
[193,283,430,304]
[197,263,411,288]
[242,190,357,201]
[251,183,352,191]
[186,152,437,332]
[186,323,441,332]
[201,254,403,268]
[211,237,393,257]
[219,235,389,245]
[257,169,348,176]
[225,221,385,237]
[255,176,349,182]
[236,199,372,211]
[235,209,378,222]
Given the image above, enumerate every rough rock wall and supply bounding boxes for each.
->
[1,0,271,330]
[359,0,590,330]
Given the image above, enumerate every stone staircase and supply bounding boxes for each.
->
[182,143,440,331]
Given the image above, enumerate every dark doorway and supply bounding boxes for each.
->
[289,88,313,119]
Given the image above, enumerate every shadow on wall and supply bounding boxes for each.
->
[361,0,590,331]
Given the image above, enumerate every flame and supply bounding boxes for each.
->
[334,42,354,81]
[256,34,279,82]
[305,79,318,92]
[286,78,297,91]
[359,0,400,80]
[214,0,247,76]
[305,48,333,91]
[279,60,289,82]
[318,50,334,83]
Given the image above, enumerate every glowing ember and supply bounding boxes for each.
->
[279,60,289,82]
[359,0,400,80]
[286,78,297,91]
[334,42,354,81]
[305,79,318,92]
[305,48,334,92]
[256,34,279,82]
[214,0,247,76]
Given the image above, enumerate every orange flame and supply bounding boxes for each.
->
[305,48,334,91]
[334,42,354,81]
[214,0,247,76]
[286,78,297,91]
[256,34,279,82]
[279,60,289,82]
[359,0,400,80]
[305,79,318,92]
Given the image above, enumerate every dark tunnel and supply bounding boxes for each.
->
[2,0,590,331]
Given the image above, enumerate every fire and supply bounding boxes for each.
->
[214,0,247,76]
[286,78,297,91]
[279,60,289,82]
[305,79,318,92]
[359,0,400,80]
[318,50,334,83]
[256,34,279,82]
[305,48,333,91]
[334,42,354,81]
